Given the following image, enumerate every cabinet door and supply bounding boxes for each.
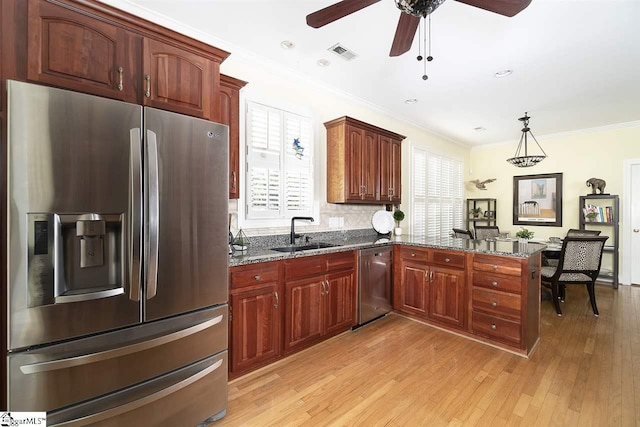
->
[142,37,215,118]
[219,75,246,199]
[27,0,140,102]
[345,125,365,201]
[398,261,429,318]
[379,136,402,203]
[428,266,466,328]
[324,270,355,336]
[284,277,324,354]
[361,129,379,202]
[230,283,280,376]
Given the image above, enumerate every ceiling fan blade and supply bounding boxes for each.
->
[306,0,381,28]
[389,12,420,57]
[454,0,532,17]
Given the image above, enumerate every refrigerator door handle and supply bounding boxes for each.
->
[48,358,223,427]
[146,130,160,300]
[129,129,143,302]
[19,315,224,374]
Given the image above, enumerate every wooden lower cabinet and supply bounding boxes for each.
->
[283,252,356,355]
[229,251,356,377]
[394,246,466,329]
[229,262,281,378]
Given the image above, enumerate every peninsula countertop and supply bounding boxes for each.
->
[229,235,546,267]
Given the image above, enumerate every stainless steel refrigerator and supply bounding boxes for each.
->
[6,80,229,425]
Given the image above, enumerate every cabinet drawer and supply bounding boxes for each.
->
[399,247,428,263]
[327,251,355,273]
[230,263,279,289]
[431,251,465,269]
[472,273,522,294]
[472,288,521,319]
[472,311,521,345]
[285,255,326,280]
[473,255,522,277]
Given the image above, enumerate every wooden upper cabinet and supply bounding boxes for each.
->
[326,116,404,204]
[22,0,230,120]
[218,74,248,199]
[27,0,141,102]
[142,37,216,118]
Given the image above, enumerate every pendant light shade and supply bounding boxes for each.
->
[506,112,547,167]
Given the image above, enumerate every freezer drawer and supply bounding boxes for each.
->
[8,305,227,412]
[47,351,228,426]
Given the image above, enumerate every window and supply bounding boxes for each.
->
[411,147,464,238]
[245,101,314,223]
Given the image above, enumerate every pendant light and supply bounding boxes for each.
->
[506,112,547,167]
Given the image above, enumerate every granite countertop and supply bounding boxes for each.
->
[229,233,547,267]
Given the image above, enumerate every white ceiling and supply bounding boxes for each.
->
[101,0,640,147]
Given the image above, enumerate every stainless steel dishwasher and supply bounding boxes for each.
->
[356,246,393,326]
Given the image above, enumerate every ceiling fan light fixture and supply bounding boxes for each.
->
[506,112,547,167]
[395,0,447,17]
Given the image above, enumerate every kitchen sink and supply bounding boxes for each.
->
[271,242,341,253]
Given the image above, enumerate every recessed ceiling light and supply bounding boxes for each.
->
[280,40,295,50]
[474,126,487,132]
[317,59,331,67]
[404,98,418,104]
[494,69,513,78]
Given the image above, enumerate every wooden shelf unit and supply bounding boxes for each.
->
[579,194,619,288]
[466,198,497,234]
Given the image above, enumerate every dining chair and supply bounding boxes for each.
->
[452,228,474,239]
[473,225,500,240]
[540,236,608,316]
[566,228,602,236]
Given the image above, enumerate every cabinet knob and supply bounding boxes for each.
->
[411,253,416,257]
[491,281,498,287]
[491,324,497,330]
[254,275,261,281]
[492,265,498,270]
[444,258,450,263]
[491,301,498,307]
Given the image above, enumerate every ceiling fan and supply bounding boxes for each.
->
[306,0,532,57]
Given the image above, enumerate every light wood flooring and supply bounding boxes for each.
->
[220,284,640,426]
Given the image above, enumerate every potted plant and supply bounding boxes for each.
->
[515,227,534,243]
[470,207,483,218]
[584,206,599,222]
[393,209,405,236]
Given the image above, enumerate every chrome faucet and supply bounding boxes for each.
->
[290,216,314,244]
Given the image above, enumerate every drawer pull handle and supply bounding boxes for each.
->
[491,281,498,287]
[491,324,497,330]
[492,265,498,270]
[491,301,498,307]
[444,258,450,263]
[274,291,279,309]
[254,275,261,281]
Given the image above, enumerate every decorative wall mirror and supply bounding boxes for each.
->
[513,173,563,226]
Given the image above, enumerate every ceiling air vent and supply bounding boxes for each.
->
[328,43,358,61]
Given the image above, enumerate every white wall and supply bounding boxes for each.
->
[222,53,470,236]
[469,124,640,283]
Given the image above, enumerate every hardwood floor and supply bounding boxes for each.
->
[220,284,640,426]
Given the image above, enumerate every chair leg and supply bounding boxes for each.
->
[559,284,566,302]
[550,281,562,316]
[586,281,599,317]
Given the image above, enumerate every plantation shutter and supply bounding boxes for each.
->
[246,101,314,220]
[412,147,463,239]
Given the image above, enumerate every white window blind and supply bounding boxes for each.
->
[411,147,464,239]
[246,101,314,220]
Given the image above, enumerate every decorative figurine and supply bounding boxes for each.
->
[586,177,606,194]
[470,178,496,190]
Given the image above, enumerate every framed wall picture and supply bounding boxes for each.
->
[513,173,563,226]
